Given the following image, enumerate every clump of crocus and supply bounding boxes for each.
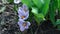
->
[17,4,30,31]
[14,0,21,4]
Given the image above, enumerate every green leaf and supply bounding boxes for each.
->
[13,5,18,12]
[22,0,33,7]
[58,0,60,9]
[31,7,38,14]
[8,0,13,3]
[55,19,60,26]
[49,0,57,26]
[34,13,45,25]
[31,7,45,25]
[32,0,44,9]
[41,0,50,16]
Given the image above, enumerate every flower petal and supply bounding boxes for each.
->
[20,11,29,20]
[14,0,21,4]
[25,21,30,29]
[27,21,31,26]
[18,5,29,20]
[18,11,29,20]
[18,19,25,26]
[18,7,25,15]
[25,26,29,29]
[22,4,28,10]
[25,11,29,18]
[20,26,25,31]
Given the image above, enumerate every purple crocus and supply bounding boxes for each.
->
[18,19,31,31]
[18,4,29,20]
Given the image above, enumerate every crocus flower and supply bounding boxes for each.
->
[14,0,21,4]
[18,4,29,20]
[18,19,31,31]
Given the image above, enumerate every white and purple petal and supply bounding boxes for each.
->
[14,0,21,4]
[20,26,25,31]
[25,21,31,29]
[18,7,25,15]
[18,19,25,26]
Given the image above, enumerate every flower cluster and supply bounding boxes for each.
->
[17,4,31,31]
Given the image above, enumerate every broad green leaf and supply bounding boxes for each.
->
[22,0,33,7]
[34,13,45,25]
[49,0,57,26]
[31,7,45,25]
[31,7,38,14]
[35,14,44,19]
[49,7,55,26]
[32,0,44,9]
[41,0,50,16]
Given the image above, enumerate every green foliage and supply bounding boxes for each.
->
[41,0,50,16]
[22,0,33,7]
[22,0,50,25]
[32,0,44,9]
[56,19,60,26]
[8,0,13,3]
[58,0,60,9]
[31,7,45,24]
[55,19,60,30]
[49,0,58,26]
[32,0,50,24]
[31,7,38,14]
[34,14,45,24]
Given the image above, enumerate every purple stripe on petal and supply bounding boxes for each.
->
[18,7,25,15]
